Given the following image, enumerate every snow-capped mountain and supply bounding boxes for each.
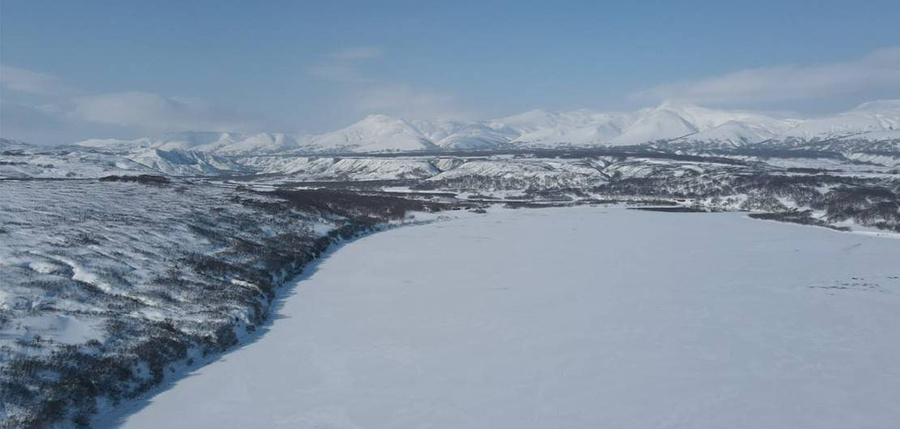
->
[303,115,520,152]
[612,106,699,145]
[491,109,630,146]
[62,100,900,154]
[633,101,799,146]
[311,100,895,150]
[303,115,441,153]
[289,102,802,152]
[781,100,900,140]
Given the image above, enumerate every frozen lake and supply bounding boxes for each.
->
[110,207,900,429]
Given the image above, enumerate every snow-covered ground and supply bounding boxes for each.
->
[108,206,900,429]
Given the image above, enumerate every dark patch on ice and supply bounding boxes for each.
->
[628,206,714,213]
[809,276,885,292]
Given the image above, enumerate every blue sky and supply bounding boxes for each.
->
[2,0,899,143]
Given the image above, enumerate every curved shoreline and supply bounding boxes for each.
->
[109,206,900,429]
[91,229,372,428]
[91,211,467,428]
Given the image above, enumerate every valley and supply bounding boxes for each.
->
[1,101,899,427]
[4,2,900,427]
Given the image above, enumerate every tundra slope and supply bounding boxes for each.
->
[0,179,456,428]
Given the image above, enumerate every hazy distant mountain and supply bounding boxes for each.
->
[76,132,304,155]
[0,138,35,151]
[780,100,900,140]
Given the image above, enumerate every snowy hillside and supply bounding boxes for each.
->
[0,147,247,178]
[125,149,250,176]
[0,179,460,428]
[0,181,338,427]
[0,138,34,151]
[0,149,158,179]
[237,156,441,181]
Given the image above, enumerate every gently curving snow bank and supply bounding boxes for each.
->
[107,207,900,429]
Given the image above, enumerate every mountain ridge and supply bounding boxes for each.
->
[38,99,900,155]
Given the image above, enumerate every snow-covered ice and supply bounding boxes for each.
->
[109,207,900,429]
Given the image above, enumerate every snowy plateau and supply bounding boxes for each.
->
[1,100,900,428]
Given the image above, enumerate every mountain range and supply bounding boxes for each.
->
[22,100,900,155]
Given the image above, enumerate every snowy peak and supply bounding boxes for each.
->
[613,107,699,145]
[487,101,801,147]
[306,115,440,153]
[305,115,516,152]
[628,101,801,145]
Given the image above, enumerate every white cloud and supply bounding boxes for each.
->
[1,66,255,134]
[632,46,900,104]
[305,47,470,120]
[50,91,255,132]
[352,84,468,120]
[0,65,72,95]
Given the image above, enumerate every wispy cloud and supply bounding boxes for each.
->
[1,64,256,136]
[352,84,467,120]
[307,47,470,120]
[0,65,73,96]
[47,91,256,132]
[631,46,900,104]
[306,46,383,83]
